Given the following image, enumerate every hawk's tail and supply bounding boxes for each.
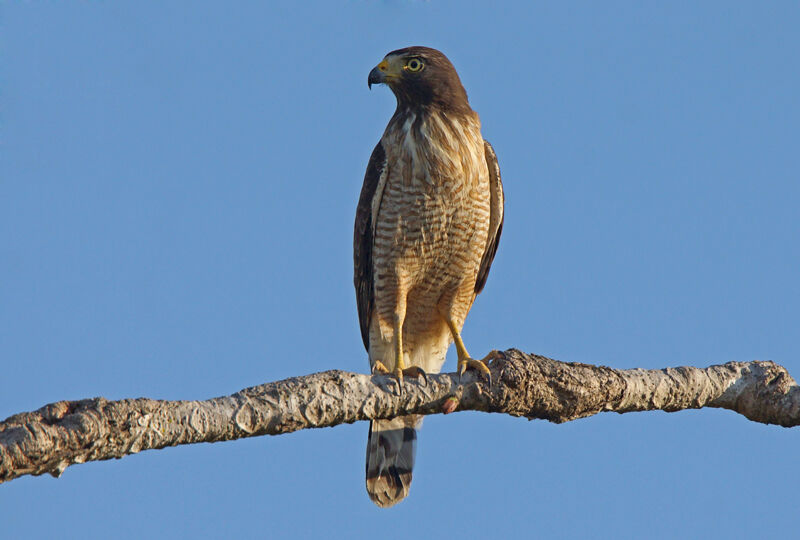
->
[365,415,421,508]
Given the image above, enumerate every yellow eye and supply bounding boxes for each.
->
[406,58,424,72]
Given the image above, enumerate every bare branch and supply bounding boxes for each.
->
[1,349,798,484]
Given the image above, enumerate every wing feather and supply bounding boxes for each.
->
[474,140,504,295]
[354,142,387,351]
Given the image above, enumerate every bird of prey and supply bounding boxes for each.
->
[354,46,504,507]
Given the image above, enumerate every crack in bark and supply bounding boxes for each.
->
[1,349,797,484]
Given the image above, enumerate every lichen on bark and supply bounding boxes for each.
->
[1,349,797,484]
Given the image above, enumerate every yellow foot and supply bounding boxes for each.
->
[372,363,428,394]
[372,361,390,375]
[480,350,502,365]
[402,366,428,386]
[458,357,493,386]
[393,366,429,391]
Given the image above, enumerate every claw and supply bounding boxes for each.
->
[402,366,428,387]
[371,361,428,395]
[371,361,402,394]
[480,349,501,366]
[458,357,492,386]
[390,366,428,395]
[371,360,390,375]
[394,368,404,395]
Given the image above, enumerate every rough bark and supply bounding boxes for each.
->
[1,349,798,484]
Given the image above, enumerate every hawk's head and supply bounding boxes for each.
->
[368,46,471,114]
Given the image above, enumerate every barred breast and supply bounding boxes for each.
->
[368,110,491,374]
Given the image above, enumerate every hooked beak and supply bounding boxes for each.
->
[367,59,390,89]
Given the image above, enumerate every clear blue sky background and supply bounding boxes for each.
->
[3,2,799,538]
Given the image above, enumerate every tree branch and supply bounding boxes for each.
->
[1,349,798,484]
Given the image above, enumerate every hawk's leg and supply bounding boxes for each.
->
[441,315,494,385]
[392,302,407,385]
[384,299,428,392]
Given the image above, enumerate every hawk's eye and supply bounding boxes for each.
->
[406,58,424,72]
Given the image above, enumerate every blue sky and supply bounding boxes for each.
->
[2,2,799,538]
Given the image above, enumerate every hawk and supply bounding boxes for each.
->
[354,46,504,507]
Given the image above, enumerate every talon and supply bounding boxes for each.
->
[402,366,428,387]
[394,368,404,395]
[371,362,405,394]
[458,358,492,386]
[480,349,501,366]
[371,360,390,375]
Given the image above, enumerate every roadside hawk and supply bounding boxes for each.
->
[354,46,504,507]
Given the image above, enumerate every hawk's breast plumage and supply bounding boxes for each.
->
[354,46,504,507]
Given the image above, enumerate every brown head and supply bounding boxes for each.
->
[368,46,471,115]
